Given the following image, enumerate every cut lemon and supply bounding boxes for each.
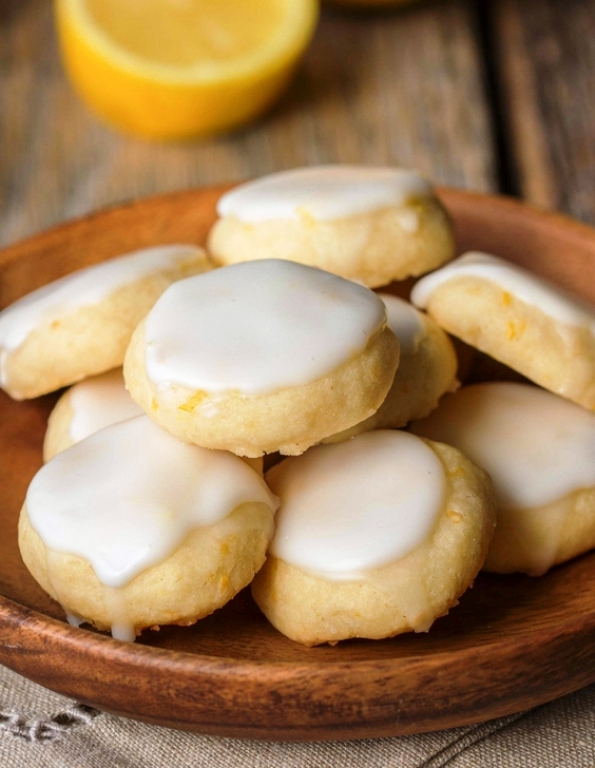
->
[55,0,319,140]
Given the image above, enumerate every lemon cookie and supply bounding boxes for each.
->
[411,382,595,576]
[19,415,278,641]
[324,294,458,442]
[124,259,400,457]
[207,166,455,288]
[411,251,595,410]
[0,244,211,400]
[43,369,144,462]
[251,430,495,646]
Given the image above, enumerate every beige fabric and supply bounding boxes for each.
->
[1,664,594,767]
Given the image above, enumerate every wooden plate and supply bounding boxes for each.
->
[2,186,595,742]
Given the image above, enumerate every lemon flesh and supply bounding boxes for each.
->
[56,0,318,140]
[87,0,286,68]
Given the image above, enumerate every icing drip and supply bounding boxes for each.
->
[378,294,425,356]
[110,624,136,643]
[217,166,432,223]
[0,244,204,366]
[26,415,278,589]
[410,251,595,333]
[267,430,446,578]
[411,382,595,509]
[144,259,387,394]
[105,589,137,643]
[68,369,143,443]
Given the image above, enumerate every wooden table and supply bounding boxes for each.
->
[0,0,594,248]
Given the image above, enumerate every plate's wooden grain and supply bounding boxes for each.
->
[1,187,595,741]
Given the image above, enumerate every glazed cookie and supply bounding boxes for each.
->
[43,369,144,462]
[124,259,400,457]
[251,430,495,646]
[0,244,211,400]
[410,251,595,410]
[411,382,595,576]
[207,166,455,288]
[324,294,458,442]
[19,415,278,641]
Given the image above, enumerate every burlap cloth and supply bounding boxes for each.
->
[1,664,594,767]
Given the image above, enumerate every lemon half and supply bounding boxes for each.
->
[56,0,319,140]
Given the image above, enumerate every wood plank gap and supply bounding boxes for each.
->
[490,0,560,210]
[472,0,523,198]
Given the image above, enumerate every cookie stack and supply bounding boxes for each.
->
[3,165,595,647]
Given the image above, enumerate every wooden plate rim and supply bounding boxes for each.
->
[3,184,595,271]
[2,185,595,740]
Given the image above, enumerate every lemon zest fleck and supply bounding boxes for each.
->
[179,390,208,413]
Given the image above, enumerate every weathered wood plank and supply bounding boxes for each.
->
[491,0,595,222]
[0,0,496,248]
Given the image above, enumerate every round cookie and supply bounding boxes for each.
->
[19,415,278,641]
[0,244,211,400]
[207,166,455,288]
[251,430,496,646]
[124,259,400,457]
[411,382,595,576]
[43,369,143,462]
[324,294,458,442]
[411,251,595,410]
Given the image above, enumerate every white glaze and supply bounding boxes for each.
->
[378,294,425,356]
[144,259,387,395]
[0,244,204,372]
[267,430,446,579]
[411,382,595,509]
[217,166,432,223]
[68,369,143,443]
[410,251,595,332]
[26,415,278,589]
[65,612,84,629]
[105,588,138,643]
[111,624,136,643]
